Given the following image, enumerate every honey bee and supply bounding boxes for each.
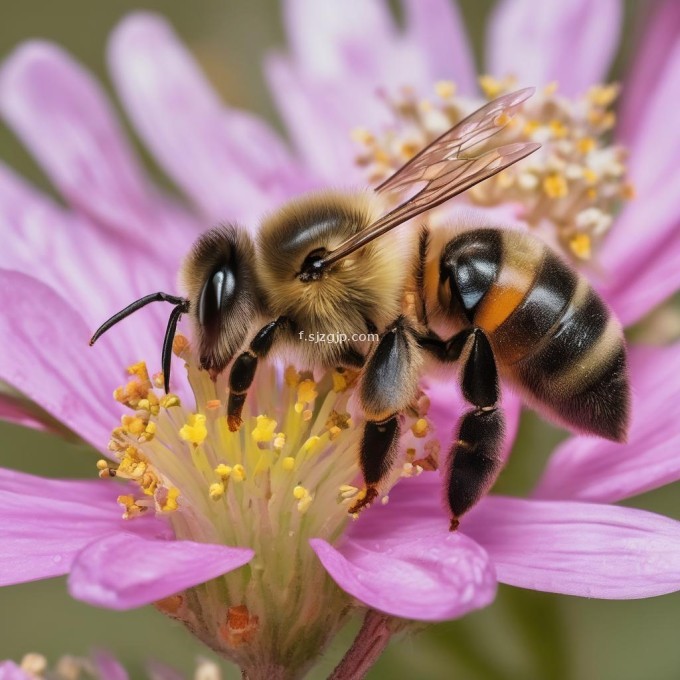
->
[91,88,629,530]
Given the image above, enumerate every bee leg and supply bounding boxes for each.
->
[447,328,505,531]
[349,317,422,515]
[417,328,472,362]
[227,317,290,431]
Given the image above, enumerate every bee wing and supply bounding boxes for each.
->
[321,88,540,266]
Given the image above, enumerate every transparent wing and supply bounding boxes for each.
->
[321,88,540,266]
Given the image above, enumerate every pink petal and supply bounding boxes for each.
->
[0,42,162,234]
[402,0,477,94]
[91,651,129,680]
[0,165,180,339]
[0,394,53,433]
[310,532,496,621]
[283,0,396,80]
[618,1,680,145]
[0,270,149,450]
[68,532,253,610]
[0,470,166,586]
[272,0,441,181]
[0,663,31,680]
[486,0,622,95]
[108,13,306,227]
[599,186,680,326]
[464,496,680,599]
[620,41,680,201]
[535,344,680,503]
[265,54,366,182]
[146,661,185,680]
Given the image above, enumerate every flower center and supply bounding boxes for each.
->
[352,77,633,262]
[100,334,437,672]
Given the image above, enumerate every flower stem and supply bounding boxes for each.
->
[330,610,395,680]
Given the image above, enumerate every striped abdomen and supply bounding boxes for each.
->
[440,228,629,441]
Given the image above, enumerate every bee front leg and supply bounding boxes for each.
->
[348,316,422,515]
[227,317,290,431]
[447,328,505,531]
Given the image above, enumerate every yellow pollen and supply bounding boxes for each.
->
[160,487,180,512]
[301,436,321,456]
[577,137,596,154]
[543,173,568,198]
[251,415,277,443]
[494,111,511,127]
[588,83,619,108]
[172,333,190,357]
[160,394,181,409]
[569,233,592,259]
[152,372,165,389]
[434,80,456,99]
[273,432,286,450]
[582,168,598,185]
[179,413,208,445]
[399,140,420,160]
[96,459,109,471]
[215,463,232,478]
[231,464,246,482]
[412,418,429,438]
[332,371,347,392]
[479,74,505,99]
[293,485,313,514]
[549,120,568,138]
[284,365,300,387]
[523,120,540,136]
[209,482,225,501]
[329,425,342,440]
[117,494,144,519]
[127,361,151,385]
[140,472,158,495]
[122,415,146,435]
[206,399,221,410]
[621,182,636,200]
[282,456,295,471]
[350,127,375,145]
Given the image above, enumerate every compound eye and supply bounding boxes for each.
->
[198,265,236,335]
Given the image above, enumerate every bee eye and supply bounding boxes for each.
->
[198,265,236,333]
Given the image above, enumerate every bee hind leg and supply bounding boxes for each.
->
[348,316,422,515]
[447,328,505,531]
[227,316,290,431]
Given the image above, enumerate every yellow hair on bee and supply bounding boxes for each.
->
[257,190,415,367]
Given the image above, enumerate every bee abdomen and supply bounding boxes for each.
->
[510,275,629,442]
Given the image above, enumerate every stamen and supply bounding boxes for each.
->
[100,340,439,671]
[353,78,633,263]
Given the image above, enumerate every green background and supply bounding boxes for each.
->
[1,1,679,678]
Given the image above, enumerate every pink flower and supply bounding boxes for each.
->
[1,1,680,677]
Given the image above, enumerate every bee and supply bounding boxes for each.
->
[90,88,629,530]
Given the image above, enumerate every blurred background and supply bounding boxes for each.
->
[1,1,679,678]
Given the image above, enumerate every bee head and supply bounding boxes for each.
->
[181,226,261,377]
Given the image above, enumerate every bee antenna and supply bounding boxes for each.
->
[89,292,189,346]
[89,292,190,394]
[161,302,186,394]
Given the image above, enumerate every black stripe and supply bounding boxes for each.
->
[440,229,503,322]
[493,251,578,363]
[528,284,609,377]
